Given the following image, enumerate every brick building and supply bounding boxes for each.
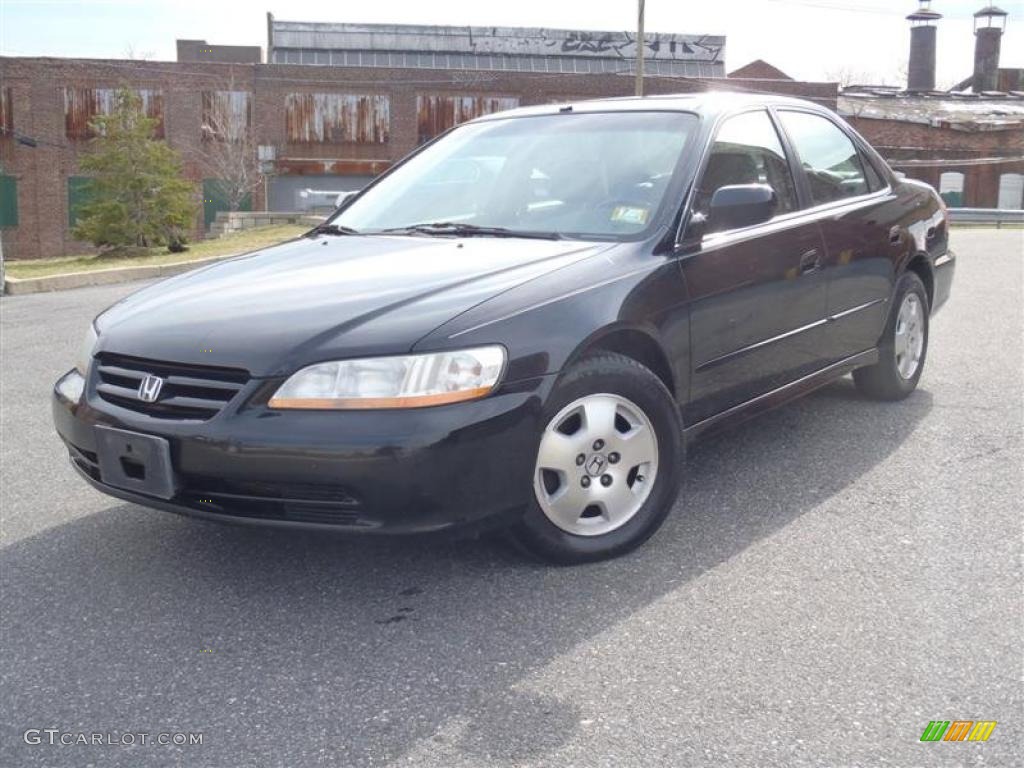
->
[840,3,1024,210]
[842,91,1024,208]
[727,60,794,81]
[0,20,837,261]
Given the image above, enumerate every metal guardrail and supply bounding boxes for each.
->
[947,208,1024,226]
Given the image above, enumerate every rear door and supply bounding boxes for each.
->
[681,109,829,426]
[775,110,897,362]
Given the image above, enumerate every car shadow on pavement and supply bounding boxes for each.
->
[1,378,933,767]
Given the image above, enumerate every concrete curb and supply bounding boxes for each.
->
[4,252,240,296]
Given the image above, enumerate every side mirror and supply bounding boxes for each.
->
[707,184,777,233]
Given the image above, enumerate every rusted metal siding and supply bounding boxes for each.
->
[63,87,165,139]
[201,90,252,141]
[284,93,389,144]
[0,87,12,138]
[417,95,520,144]
[274,158,392,176]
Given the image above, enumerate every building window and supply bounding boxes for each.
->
[416,94,521,145]
[939,172,965,208]
[0,87,12,140]
[284,93,390,144]
[201,90,252,141]
[0,175,18,227]
[63,87,165,140]
[997,173,1023,210]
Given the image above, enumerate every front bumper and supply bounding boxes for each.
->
[54,370,555,536]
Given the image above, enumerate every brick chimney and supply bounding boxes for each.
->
[907,1,942,91]
[973,5,1009,92]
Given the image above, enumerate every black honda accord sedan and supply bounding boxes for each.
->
[53,93,954,563]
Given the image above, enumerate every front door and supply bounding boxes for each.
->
[681,109,829,426]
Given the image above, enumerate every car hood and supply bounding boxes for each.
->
[95,234,609,377]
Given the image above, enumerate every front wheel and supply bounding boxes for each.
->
[853,271,929,401]
[511,353,684,564]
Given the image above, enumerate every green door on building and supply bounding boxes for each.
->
[67,176,95,226]
[202,179,251,227]
[0,175,17,227]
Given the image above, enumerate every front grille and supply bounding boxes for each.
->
[194,478,361,506]
[179,475,370,527]
[94,353,249,421]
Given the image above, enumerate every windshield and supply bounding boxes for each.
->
[332,111,698,240]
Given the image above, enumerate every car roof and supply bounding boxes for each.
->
[472,91,829,124]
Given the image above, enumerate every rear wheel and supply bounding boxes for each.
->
[511,353,683,564]
[853,271,929,400]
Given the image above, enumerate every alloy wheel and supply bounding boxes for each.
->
[533,393,659,536]
[894,293,924,380]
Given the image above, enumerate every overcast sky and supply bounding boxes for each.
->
[2,0,1022,88]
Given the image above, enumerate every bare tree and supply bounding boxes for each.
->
[894,61,910,87]
[123,44,155,61]
[195,77,262,213]
[824,66,876,89]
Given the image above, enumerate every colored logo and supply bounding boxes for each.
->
[920,721,997,742]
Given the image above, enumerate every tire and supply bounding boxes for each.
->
[853,271,929,401]
[510,352,684,564]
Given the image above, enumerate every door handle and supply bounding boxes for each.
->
[799,248,821,275]
[889,226,903,245]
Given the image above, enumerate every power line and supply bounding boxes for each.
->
[765,0,990,18]
[765,0,904,15]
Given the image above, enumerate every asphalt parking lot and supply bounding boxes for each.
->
[1,229,1021,767]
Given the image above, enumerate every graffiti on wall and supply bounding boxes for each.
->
[554,31,722,61]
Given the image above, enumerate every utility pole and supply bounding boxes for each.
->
[635,0,646,97]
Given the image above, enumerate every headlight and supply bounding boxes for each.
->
[77,323,98,375]
[268,346,506,410]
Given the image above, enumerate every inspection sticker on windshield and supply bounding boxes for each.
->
[610,205,650,225]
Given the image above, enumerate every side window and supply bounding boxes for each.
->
[779,111,870,205]
[695,110,798,222]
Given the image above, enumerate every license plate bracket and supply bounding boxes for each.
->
[94,426,177,499]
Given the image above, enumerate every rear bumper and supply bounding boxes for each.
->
[932,249,955,314]
[54,371,555,536]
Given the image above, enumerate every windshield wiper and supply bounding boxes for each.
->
[307,222,361,237]
[379,222,563,240]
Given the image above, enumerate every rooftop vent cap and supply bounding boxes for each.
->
[974,5,1009,32]
[907,0,943,24]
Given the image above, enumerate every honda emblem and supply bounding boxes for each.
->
[137,374,164,403]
